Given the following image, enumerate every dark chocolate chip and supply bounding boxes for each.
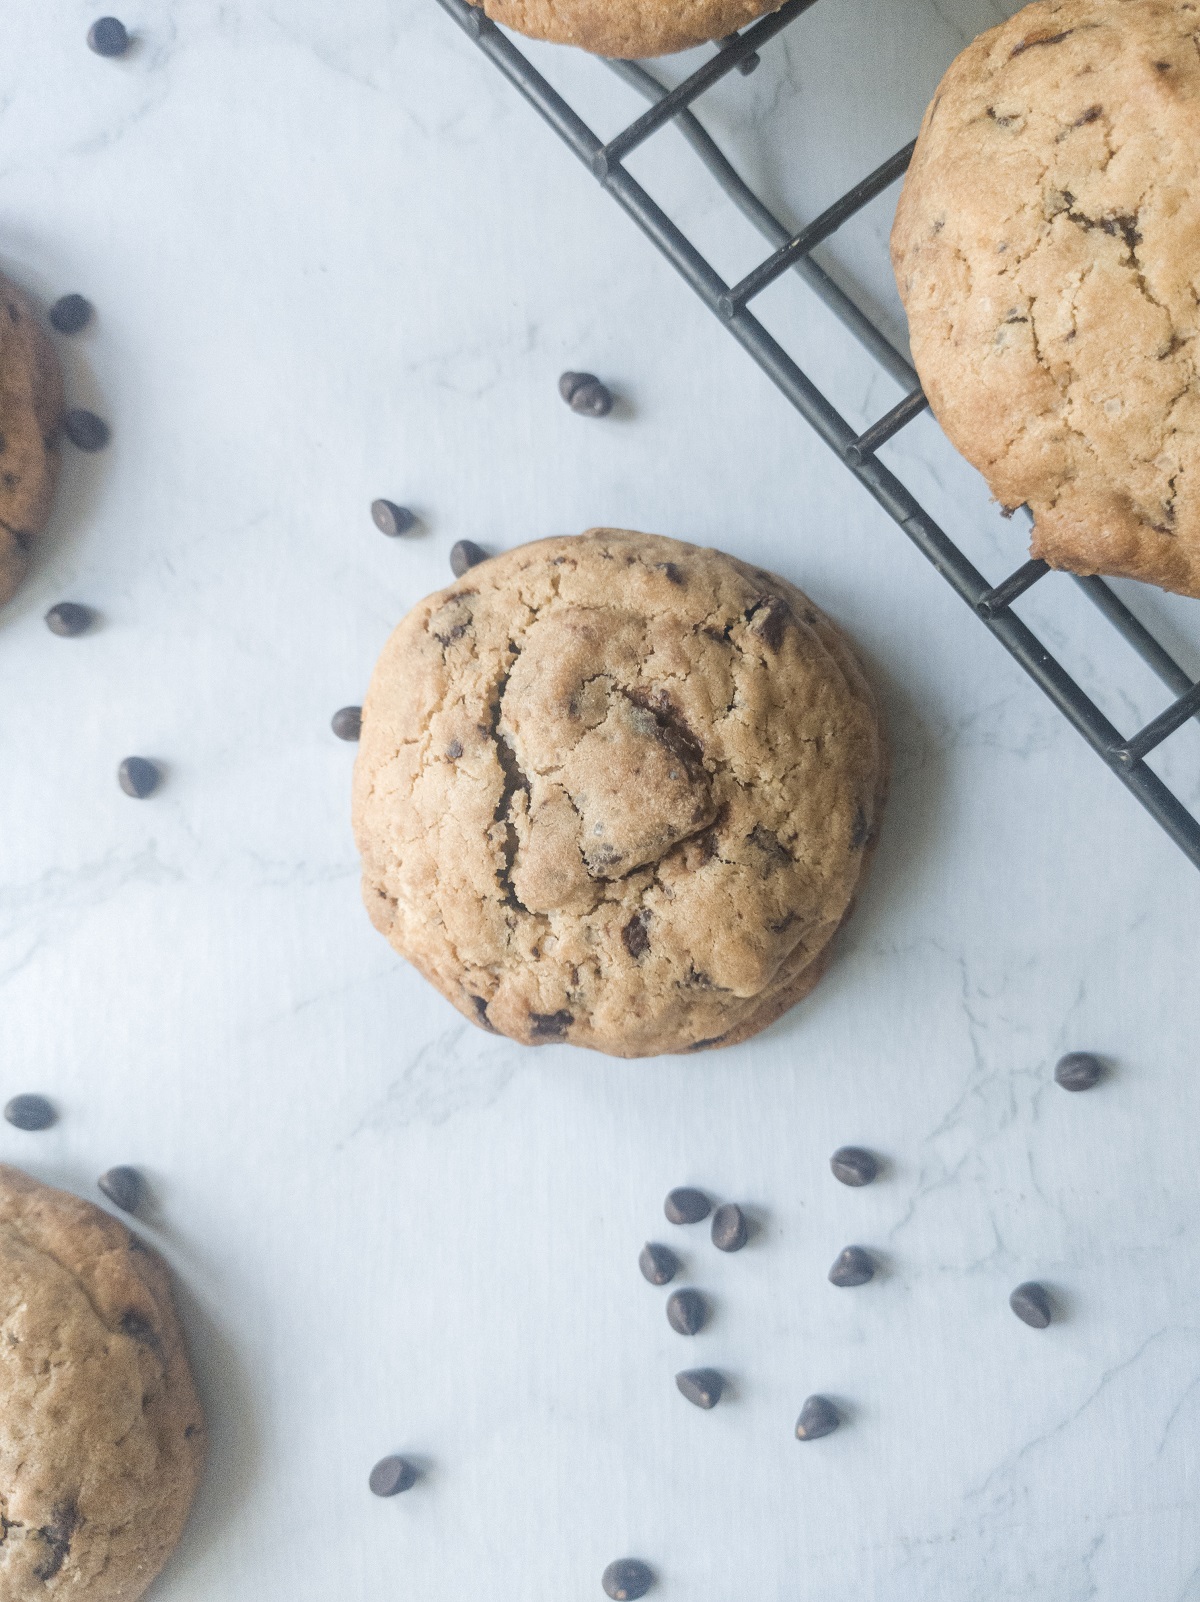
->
[48,294,94,335]
[828,1246,874,1287]
[331,705,362,742]
[558,371,613,417]
[1009,1281,1051,1328]
[369,1455,417,1496]
[830,1147,877,1187]
[449,539,487,578]
[119,1309,160,1349]
[371,499,415,537]
[601,1559,654,1600]
[638,1242,678,1287]
[664,1187,710,1225]
[621,913,649,959]
[62,409,110,451]
[675,1368,723,1409]
[666,1288,707,1336]
[446,739,463,759]
[1054,1051,1104,1092]
[32,1500,77,1582]
[795,1395,840,1440]
[4,1094,56,1131]
[711,1202,748,1253]
[529,1008,572,1039]
[87,17,130,56]
[118,756,160,798]
[44,601,95,636]
[98,1165,143,1213]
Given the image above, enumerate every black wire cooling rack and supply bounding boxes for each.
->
[434,0,1200,870]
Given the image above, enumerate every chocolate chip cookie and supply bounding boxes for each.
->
[0,275,64,609]
[468,0,782,61]
[0,1166,205,1601]
[353,530,887,1058]
[892,0,1200,597]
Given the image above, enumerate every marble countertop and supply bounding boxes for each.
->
[2,1,1199,1597]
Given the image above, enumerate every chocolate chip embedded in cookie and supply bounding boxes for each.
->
[891,0,1200,597]
[352,529,887,1058]
[468,0,783,61]
[0,276,64,610]
[0,1165,205,1601]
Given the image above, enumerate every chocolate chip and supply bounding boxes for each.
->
[98,1165,143,1213]
[795,1395,839,1440]
[371,499,415,537]
[331,706,362,741]
[675,1368,723,1409]
[711,1202,748,1252]
[49,295,93,335]
[450,539,487,577]
[558,371,613,417]
[369,1455,417,1496]
[828,1246,874,1287]
[1009,1281,1051,1328]
[601,1559,653,1599]
[4,1094,56,1131]
[87,17,130,55]
[529,1008,572,1039]
[666,1288,707,1336]
[638,1242,678,1286]
[119,1309,159,1349]
[1054,1051,1104,1091]
[44,602,94,636]
[446,739,463,759]
[621,913,649,959]
[664,1187,710,1225]
[830,1147,877,1187]
[118,756,160,798]
[62,409,110,451]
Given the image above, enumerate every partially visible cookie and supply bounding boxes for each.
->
[353,529,887,1058]
[0,273,64,609]
[468,0,782,61]
[0,1165,205,1602]
[891,0,1200,596]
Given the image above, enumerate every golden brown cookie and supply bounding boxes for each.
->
[353,530,887,1058]
[0,1166,205,1602]
[892,0,1200,596]
[0,275,63,609]
[468,0,782,60]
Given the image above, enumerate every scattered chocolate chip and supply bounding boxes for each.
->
[602,1558,653,1600]
[369,1455,417,1496]
[666,1288,707,1336]
[449,539,487,578]
[558,371,613,417]
[1054,1051,1104,1092]
[638,1242,678,1286]
[120,1309,159,1349]
[711,1202,748,1253]
[828,1246,874,1287]
[371,499,415,537]
[87,16,130,56]
[830,1147,877,1187]
[48,295,93,335]
[621,912,649,959]
[331,705,362,741]
[445,739,463,759]
[4,1094,56,1131]
[118,756,160,798]
[675,1368,723,1409]
[98,1166,143,1213]
[44,602,94,636]
[62,409,110,452]
[795,1395,840,1440]
[1009,1281,1051,1328]
[528,1008,572,1039]
[664,1187,710,1225]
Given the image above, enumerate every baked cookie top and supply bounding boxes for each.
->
[469,0,781,61]
[353,530,886,1058]
[0,1166,205,1602]
[0,275,63,609]
[891,0,1200,596]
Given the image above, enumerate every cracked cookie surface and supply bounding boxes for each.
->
[0,275,63,610]
[467,0,783,61]
[353,530,886,1058]
[891,0,1200,596]
[0,1166,205,1602]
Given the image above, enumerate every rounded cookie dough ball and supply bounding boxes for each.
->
[0,276,64,609]
[353,529,887,1058]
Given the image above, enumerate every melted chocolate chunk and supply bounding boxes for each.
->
[528,1008,572,1039]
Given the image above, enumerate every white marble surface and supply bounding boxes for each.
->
[2,1,1200,1597]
